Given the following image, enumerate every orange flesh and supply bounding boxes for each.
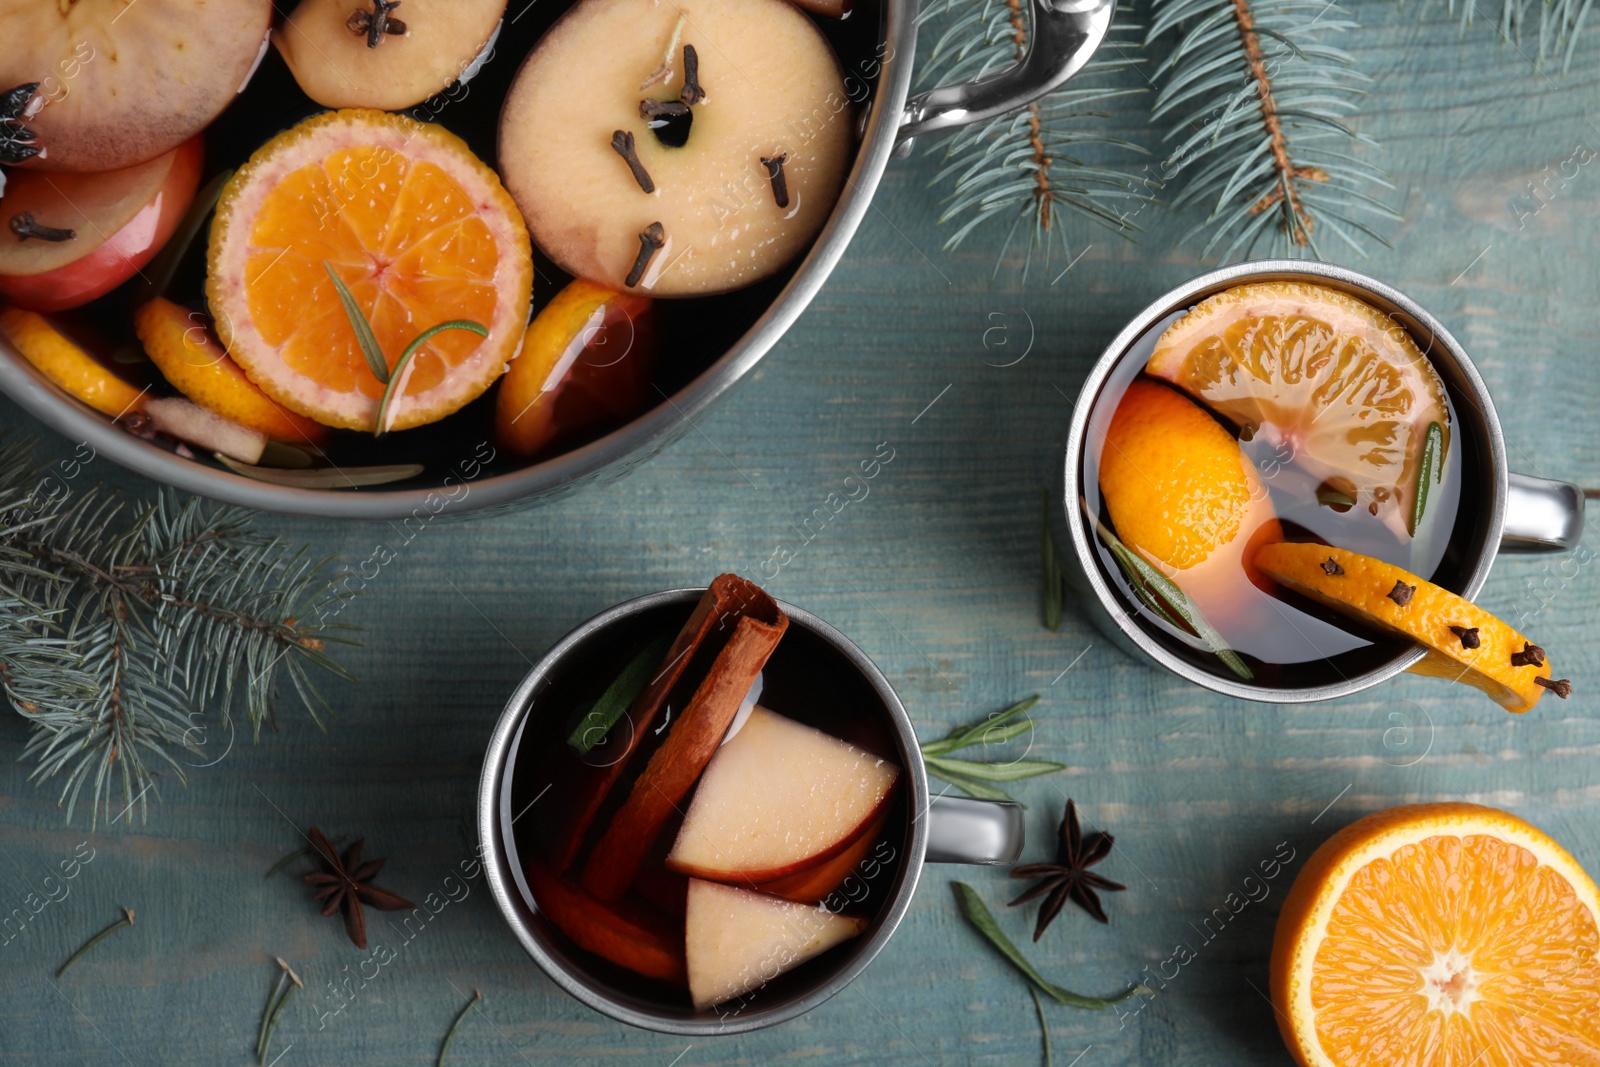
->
[1312,833,1600,1065]
[244,147,501,402]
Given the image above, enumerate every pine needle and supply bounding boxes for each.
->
[0,434,358,826]
[437,989,482,1066]
[1426,0,1594,72]
[917,0,1153,280]
[56,907,135,978]
[1146,0,1399,260]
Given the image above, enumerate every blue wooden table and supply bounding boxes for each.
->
[3,4,1598,1063]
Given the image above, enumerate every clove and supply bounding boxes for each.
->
[347,0,407,47]
[1509,642,1546,668]
[610,130,656,193]
[680,44,705,104]
[1534,676,1571,698]
[625,222,666,287]
[1448,625,1481,649]
[1320,557,1344,576]
[638,99,693,148]
[1386,580,1415,607]
[761,153,790,209]
[9,211,75,243]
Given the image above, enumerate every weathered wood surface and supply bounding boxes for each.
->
[2,4,1599,1063]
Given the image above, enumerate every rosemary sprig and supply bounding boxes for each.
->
[438,989,482,1066]
[951,882,1148,1009]
[265,834,351,879]
[324,263,388,384]
[1410,422,1444,536]
[322,260,487,436]
[257,957,302,1065]
[1094,518,1253,681]
[56,907,134,977]
[1041,490,1064,632]
[921,695,1064,803]
[567,635,673,755]
[375,320,487,436]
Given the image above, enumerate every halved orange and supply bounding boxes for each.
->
[494,279,657,457]
[206,110,532,433]
[1272,803,1600,1067]
[1254,541,1564,712]
[1147,283,1450,539]
[0,306,147,418]
[134,298,327,446]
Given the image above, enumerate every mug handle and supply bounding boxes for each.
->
[924,795,1026,864]
[1501,473,1587,553]
[895,0,1117,154]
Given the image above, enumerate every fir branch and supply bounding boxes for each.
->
[918,0,1153,279]
[0,436,358,826]
[1146,0,1400,260]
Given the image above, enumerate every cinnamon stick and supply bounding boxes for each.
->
[551,575,762,872]
[581,587,787,901]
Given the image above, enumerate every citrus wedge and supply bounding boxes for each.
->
[1272,802,1600,1067]
[1098,380,1281,630]
[206,109,532,433]
[134,299,327,447]
[494,279,657,457]
[1147,283,1450,539]
[0,306,147,418]
[1254,541,1565,712]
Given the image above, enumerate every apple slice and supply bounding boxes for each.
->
[666,707,899,884]
[0,135,203,312]
[685,879,867,1011]
[751,811,888,904]
[526,864,686,984]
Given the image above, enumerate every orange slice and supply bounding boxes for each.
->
[494,279,657,457]
[206,109,532,433]
[134,299,327,447]
[1254,541,1564,712]
[1147,282,1450,539]
[1272,802,1600,1067]
[1098,380,1280,626]
[0,306,147,418]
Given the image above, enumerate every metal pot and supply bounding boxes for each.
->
[0,0,1116,519]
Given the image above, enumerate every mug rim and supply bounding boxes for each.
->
[1055,259,1511,703]
[475,586,931,1035]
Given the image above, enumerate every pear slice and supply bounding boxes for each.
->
[685,878,867,1010]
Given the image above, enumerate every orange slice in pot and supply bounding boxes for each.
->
[1272,802,1600,1067]
[494,279,657,457]
[0,306,147,418]
[1254,541,1564,712]
[134,298,327,447]
[206,109,532,433]
[1147,282,1450,539]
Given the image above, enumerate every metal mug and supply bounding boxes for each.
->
[476,588,1026,1034]
[1051,259,1588,704]
[0,0,1116,520]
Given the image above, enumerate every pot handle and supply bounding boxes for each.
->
[895,0,1117,154]
[924,794,1026,864]
[1501,473,1587,553]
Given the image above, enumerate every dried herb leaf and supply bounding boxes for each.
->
[144,168,232,298]
[1315,484,1355,511]
[216,455,424,489]
[375,320,487,436]
[566,634,673,755]
[950,882,1148,1009]
[1095,519,1253,681]
[324,261,389,384]
[1410,421,1444,536]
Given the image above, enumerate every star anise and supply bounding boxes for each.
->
[0,83,41,165]
[303,826,414,948]
[1008,798,1126,940]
